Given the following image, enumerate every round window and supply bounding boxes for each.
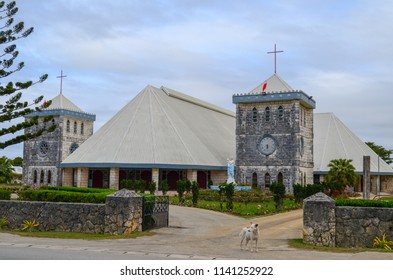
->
[38,141,49,156]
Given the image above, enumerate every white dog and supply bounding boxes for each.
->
[239,223,260,252]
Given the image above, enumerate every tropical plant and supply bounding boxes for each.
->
[0,1,54,150]
[0,216,8,229]
[0,156,14,183]
[21,218,39,232]
[325,159,358,187]
[373,234,393,250]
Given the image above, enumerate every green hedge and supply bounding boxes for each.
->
[18,190,110,204]
[0,189,11,200]
[40,186,116,194]
[198,189,271,203]
[336,199,393,208]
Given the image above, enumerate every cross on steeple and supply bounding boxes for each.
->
[267,44,284,74]
[56,70,67,95]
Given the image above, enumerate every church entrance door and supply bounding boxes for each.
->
[141,170,152,183]
[197,171,207,189]
[167,171,179,190]
[119,170,127,187]
[92,170,103,188]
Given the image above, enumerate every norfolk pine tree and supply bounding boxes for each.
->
[0,1,54,150]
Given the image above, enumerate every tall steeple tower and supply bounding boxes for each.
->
[233,71,316,192]
[22,74,95,187]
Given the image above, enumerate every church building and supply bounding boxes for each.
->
[22,72,393,193]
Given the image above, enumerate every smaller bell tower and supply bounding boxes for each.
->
[22,72,95,187]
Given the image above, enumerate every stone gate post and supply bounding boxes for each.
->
[104,189,143,235]
[303,192,336,247]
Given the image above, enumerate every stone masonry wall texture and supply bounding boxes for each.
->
[0,190,153,235]
[303,192,393,248]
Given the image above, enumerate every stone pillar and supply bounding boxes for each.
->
[187,169,197,182]
[303,192,336,247]
[109,168,119,190]
[363,156,370,200]
[76,168,89,188]
[104,189,143,234]
[151,168,159,191]
[62,168,73,186]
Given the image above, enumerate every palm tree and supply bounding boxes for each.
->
[326,158,358,187]
[0,156,14,183]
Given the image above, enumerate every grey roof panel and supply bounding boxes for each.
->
[62,85,235,168]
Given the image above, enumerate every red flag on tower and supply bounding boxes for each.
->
[262,82,267,92]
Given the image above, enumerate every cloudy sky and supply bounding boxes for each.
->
[2,0,393,159]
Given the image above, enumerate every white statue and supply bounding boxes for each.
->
[226,157,236,184]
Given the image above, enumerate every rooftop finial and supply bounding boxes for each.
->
[267,44,284,74]
[56,70,67,95]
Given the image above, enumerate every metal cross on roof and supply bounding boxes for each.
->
[267,44,284,74]
[56,70,67,95]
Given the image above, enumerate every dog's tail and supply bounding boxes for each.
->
[239,227,247,237]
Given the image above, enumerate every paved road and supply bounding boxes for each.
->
[1,205,393,259]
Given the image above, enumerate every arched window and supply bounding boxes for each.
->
[265,173,271,188]
[47,170,52,185]
[265,107,270,122]
[33,170,38,184]
[80,122,84,135]
[252,107,257,123]
[252,172,258,188]
[40,170,45,184]
[277,172,284,184]
[278,106,284,121]
[73,121,77,134]
[66,120,70,132]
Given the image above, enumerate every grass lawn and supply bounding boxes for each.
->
[288,239,393,253]
[0,229,155,240]
[169,196,302,218]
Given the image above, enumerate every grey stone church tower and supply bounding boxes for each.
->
[22,94,95,187]
[232,74,316,192]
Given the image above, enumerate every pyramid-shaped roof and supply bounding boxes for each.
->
[27,93,96,121]
[47,94,84,112]
[314,113,393,174]
[62,85,235,169]
[249,74,294,94]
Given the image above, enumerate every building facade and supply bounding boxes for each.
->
[233,74,316,192]
[22,94,95,187]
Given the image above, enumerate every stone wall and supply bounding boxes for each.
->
[0,189,164,235]
[336,206,393,247]
[303,192,393,248]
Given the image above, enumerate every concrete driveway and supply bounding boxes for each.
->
[1,205,393,259]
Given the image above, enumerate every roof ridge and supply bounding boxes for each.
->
[161,86,235,117]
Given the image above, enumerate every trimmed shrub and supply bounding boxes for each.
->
[336,199,393,208]
[270,182,286,209]
[0,189,11,200]
[161,180,169,195]
[120,179,133,190]
[177,180,186,204]
[191,181,199,206]
[18,190,110,204]
[147,181,156,194]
